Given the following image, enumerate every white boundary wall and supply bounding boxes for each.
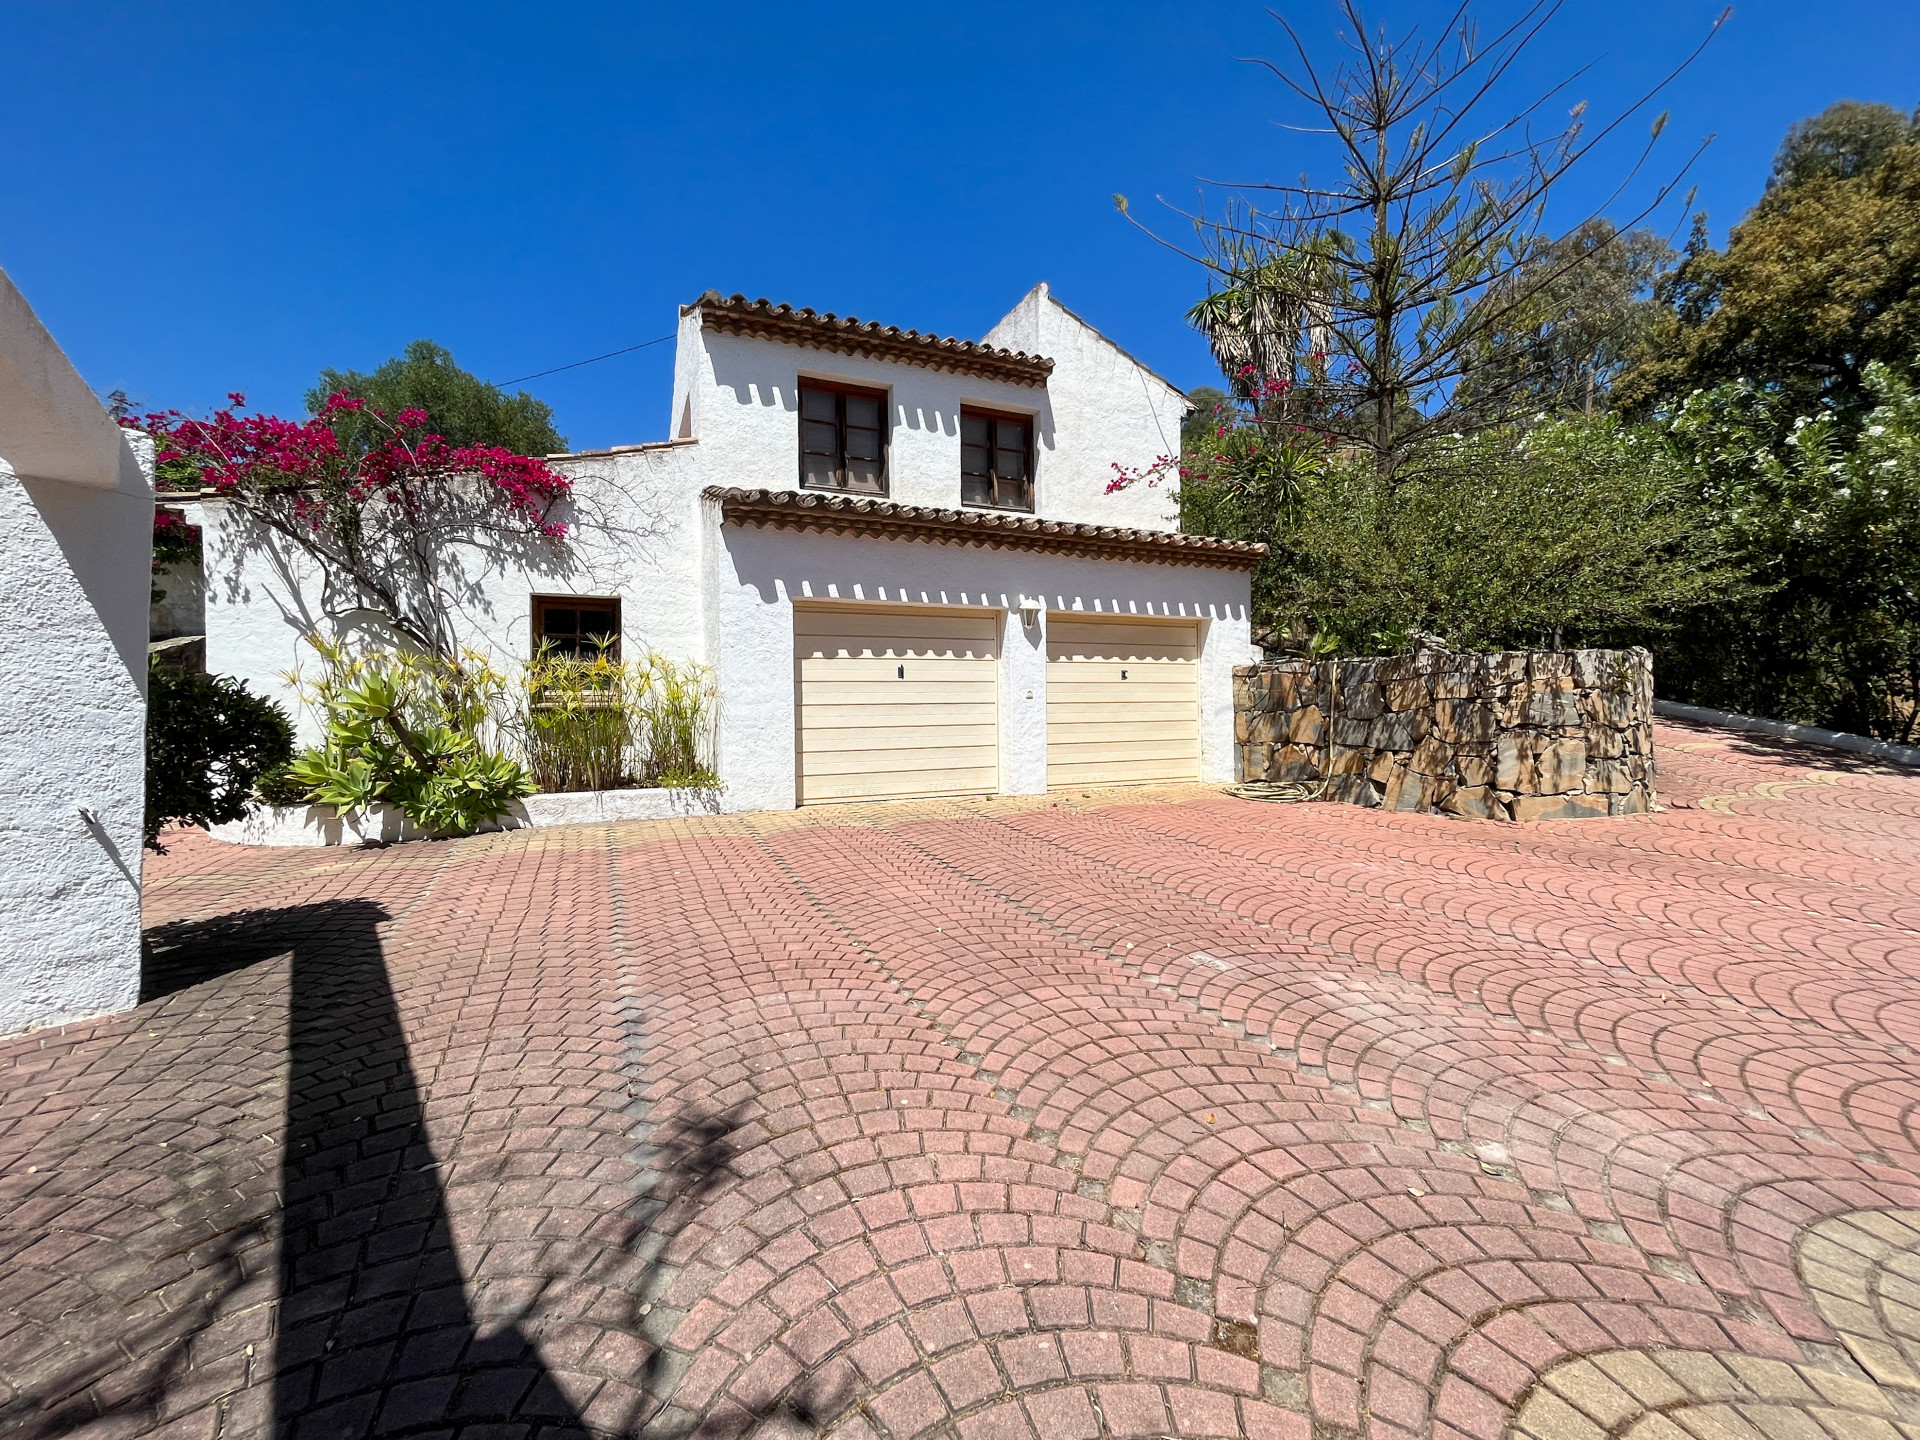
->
[0,272,153,1035]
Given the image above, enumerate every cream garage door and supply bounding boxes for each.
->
[794,605,1000,804]
[1046,615,1200,788]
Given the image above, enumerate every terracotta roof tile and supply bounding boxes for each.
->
[687,292,1054,386]
[707,487,1266,570]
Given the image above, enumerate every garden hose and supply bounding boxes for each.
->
[1226,778,1332,803]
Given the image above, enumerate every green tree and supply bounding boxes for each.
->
[1454,221,1674,417]
[309,339,567,456]
[1618,136,1920,422]
[1658,362,1920,738]
[1769,100,1915,191]
[1180,386,1228,451]
[1125,1,1718,483]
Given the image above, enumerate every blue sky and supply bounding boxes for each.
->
[3,0,1915,451]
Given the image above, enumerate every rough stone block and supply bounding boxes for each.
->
[1410,734,1453,776]
[1382,764,1432,813]
[1332,716,1372,748]
[1456,753,1494,789]
[1588,759,1633,795]
[1529,651,1572,683]
[1327,745,1368,777]
[1442,785,1499,819]
[1385,678,1429,712]
[1588,726,1626,760]
[1571,649,1615,690]
[1431,659,1482,698]
[1288,705,1326,746]
[1487,651,1528,685]
[1496,736,1536,793]
[1344,682,1385,721]
[1326,774,1379,807]
[1538,738,1588,794]
[1510,793,1609,822]
[1523,686,1584,729]
[1376,654,1417,683]
[1609,789,1651,816]
[1434,698,1496,743]
[1368,710,1424,750]
[1584,689,1635,728]
[1368,749,1401,785]
[1266,744,1315,779]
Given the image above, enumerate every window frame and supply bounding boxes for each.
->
[797,378,891,496]
[531,594,623,660]
[959,406,1036,514]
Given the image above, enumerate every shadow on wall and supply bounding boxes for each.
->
[9,899,821,1438]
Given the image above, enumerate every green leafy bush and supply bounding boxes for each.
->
[1659,362,1920,738]
[145,662,295,849]
[1269,418,1744,654]
[284,637,535,837]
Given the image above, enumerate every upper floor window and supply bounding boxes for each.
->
[532,595,621,659]
[800,381,887,495]
[960,409,1033,512]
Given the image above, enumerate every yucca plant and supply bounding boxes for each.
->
[521,644,632,792]
[634,654,718,788]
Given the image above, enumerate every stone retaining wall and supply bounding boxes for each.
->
[1234,647,1655,820]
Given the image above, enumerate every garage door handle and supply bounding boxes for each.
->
[1122,669,1128,679]
[898,665,905,679]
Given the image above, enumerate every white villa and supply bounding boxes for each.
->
[187,284,1262,815]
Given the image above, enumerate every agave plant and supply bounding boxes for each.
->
[281,635,535,837]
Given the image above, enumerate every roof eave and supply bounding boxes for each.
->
[706,487,1266,571]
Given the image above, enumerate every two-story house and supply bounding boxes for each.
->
[191,283,1263,814]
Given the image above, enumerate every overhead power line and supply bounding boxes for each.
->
[498,332,676,387]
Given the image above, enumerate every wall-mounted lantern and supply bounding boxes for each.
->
[1018,597,1042,629]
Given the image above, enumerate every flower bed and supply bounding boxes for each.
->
[209,785,723,847]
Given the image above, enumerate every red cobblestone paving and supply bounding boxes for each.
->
[6,719,1920,1438]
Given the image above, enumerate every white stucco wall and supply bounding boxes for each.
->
[984,284,1188,532]
[0,417,152,1036]
[194,440,706,742]
[708,515,1251,814]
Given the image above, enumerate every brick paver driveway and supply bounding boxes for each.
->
[7,721,1920,1440]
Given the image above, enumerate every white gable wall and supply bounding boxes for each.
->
[984,284,1186,532]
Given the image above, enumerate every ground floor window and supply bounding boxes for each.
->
[532,595,621,658]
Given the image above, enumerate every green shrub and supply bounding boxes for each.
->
[145,662,295,849]
[1262,418,1744,654]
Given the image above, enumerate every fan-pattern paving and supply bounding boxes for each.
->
[3,719,1920,1439]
